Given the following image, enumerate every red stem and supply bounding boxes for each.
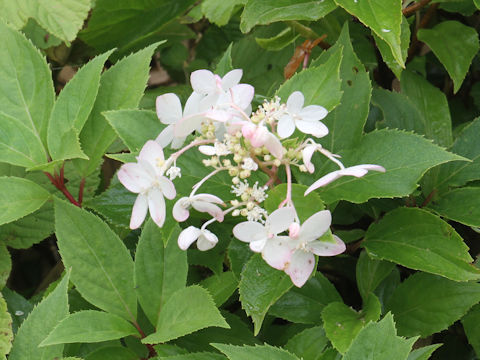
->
[403,0,431,16]
[132,321,157,358]
[44,171,81,207]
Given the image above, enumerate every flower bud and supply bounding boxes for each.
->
[273,159,281,167]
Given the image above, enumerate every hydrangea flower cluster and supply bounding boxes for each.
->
[118,69,385,287]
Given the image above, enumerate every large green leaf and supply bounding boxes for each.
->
[407,344,442,360]
[417,21,479,93]
[401,71,452,147]
[83,346,138,360]
[240,0,337,33]
[462,304,480,357]
[54,198,137,321]
[0,245,11,291]
[213,343,300,360]
[79,0,194,56]
[356,250,395,301]
[269,272,342,324]
[47,50,113,162]
[239,254,293,335]
[285,326,329,360]
[334,0,403,66]
[386,272,480,337]
[0,21,52,167]
[135,219,187,326]
[199,272,239,307]
[343,313,416,360]
[8,271,70,360]
[74,42,161,177]
[142,285,229,344]
[2,288,33,335]
[202,0,246,27]
[0,177,50,226]
[429,187,480,227]
[40,310,138,346]
[364,207,480,281]
[0,293,12,358]
[311,129,464,204]
[276,45,343,112]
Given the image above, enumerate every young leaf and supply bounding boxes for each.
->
[215,43,234,76]
[239,254,293,335]
[199,272,239,307]
[461,304,480,357]
[407,344,442,360]
[269,272,342,324]
[343,313,417,360]
[0,177,51,226]
[8,271,70,360]
[0,245,11,290]
[47,50,114,162]
[386,272,480,337]
[256,28,300,51]
[334,0,403,66]
[40,310,138,346]
[417,21,479,93]
[356,250,395,301]
[73,42,162,177]
[322,295,381,354]
[429,187,480,227]
[240,0,337,33]
[54,198,137,321]
[202,0,246,27]
[0,21,52,167]
[363,207,480,281]
[142,285,229,344]
[212,343,300,360]
[284,326,329,360]
[134,219,187,326]
[0,293,12,358]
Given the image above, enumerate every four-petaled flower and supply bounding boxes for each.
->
[173,194,225,222]
[118,141,176,229]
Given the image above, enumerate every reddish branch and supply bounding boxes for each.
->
[402,0,431,16]
[132,321,157,359]
[44,170,81,207]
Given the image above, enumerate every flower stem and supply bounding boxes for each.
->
[279,163,293,208]
[191,168,225,197]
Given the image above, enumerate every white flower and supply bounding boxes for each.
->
[241,123,285,159]
[118,140,176,229]
[198,142,230,156]
[166,166,181,180]
[178,226,218,251]
[242,157,258,171]
[304,164,386,195]
[233,207,296,253]
[251,181,268,202]
[278,91,329,138]
[173,193,224,222]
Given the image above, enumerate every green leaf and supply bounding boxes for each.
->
[429,187,480,227]
[386,272,480,337]
[401,70,452,147]
[199,272,239,307]
[285,326,329,360]
[0,21,52,167]
[135,219,187,326]
[8,271,70,360]
[202,0,246,27]
[142,285,229,344]
[2,288,33,334]
[54,198,137,321]
[363,207,480,281]
[157,353,227,360]
[311,130,464,204]
[104,110,161,153]
[417,21,479,93]
[335,0,403,66]
[356,250,395,301]
[269,272,342,324]
[40,310,138,346]
[343,313,417,360]
[322,295,381,354]
[240,0,337,33]
[79,0,193,57]
[212,343,300,360]
[0,177,51,226]
[0,246,10,291]
[239,254,293,335]
[277,44,343,112]
[74,42,161,177]
[215,43,234,76]
[461,304,480,357]
[83,346,138,360]
[0,293,12,358]
[47,50,114,162]
[256,28,300,51]
[407,344,442,360]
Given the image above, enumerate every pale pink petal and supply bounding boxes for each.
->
[221,69,243,91]
[261,236,294,270]
[138,140,165,169]
[156,93,182,124]
[295,119,329,138]
[183,92,202,116]
[241,122,257,139]
[178,226,202,250]
[267,207,296,235]
[299,105,328,121]
[340,164,386,177]
[286,91,304,113]
[304,171,342,195]
[117,163,152,193]
[158,176,176,200]
[277,115,295,139]
[170,135,186,149]
[174,114,206,137]
[173,198,190,222]
[205,109,231,122]
[192,201,224,222]
[198,145,216,156]
[191,70,216,95]
[250,126,269,147]
[130,194,148,229]
[302,144,317,173]
[193,193,224,204]
[228,120,247,135]
[200,92,221,111]
[308,235,346,256]
[155,125,174,148]
[231,84,254,109]
[233,221,267,243]
[265,133,285,159]
[299,210,331,243]
[285,250,315,287]
[148,188,166,228]
[250,238,267,253]
[197,230,218,251]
